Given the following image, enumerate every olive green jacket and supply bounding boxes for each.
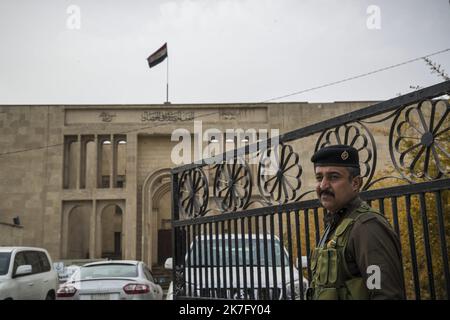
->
[309,196,405,300]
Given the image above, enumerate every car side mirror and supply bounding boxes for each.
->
[164,258,173,270]
[14,265,32,277]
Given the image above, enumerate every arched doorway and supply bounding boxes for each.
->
[156,191,172,265]
[68,205,90,259]
[141,168,172,267]
[101,204,123,260]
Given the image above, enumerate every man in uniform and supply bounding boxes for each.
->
[307,144,405,300]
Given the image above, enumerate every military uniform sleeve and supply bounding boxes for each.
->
[346,214,406,300]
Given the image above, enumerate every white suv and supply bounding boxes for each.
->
[165,234,309,300]
[0,247,58,300]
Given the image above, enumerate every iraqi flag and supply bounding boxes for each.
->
[147,43,168,68]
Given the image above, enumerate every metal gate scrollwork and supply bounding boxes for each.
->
[389,100,449,182]
[178,167,209,218]
[315,122,377,190]
[213,159,253,212]
[257,143,303,204]
[171,81,450,300]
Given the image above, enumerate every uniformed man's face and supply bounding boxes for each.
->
[314,166,361,213]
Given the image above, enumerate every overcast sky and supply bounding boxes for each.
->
[0,0,449,105]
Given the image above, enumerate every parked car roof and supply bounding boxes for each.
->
[0,246,50,253]
[82,260,141,267]
[192,234,281,241]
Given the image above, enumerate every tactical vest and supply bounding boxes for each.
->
[308,203,379,300]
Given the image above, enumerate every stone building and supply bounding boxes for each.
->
[0,101,378,267]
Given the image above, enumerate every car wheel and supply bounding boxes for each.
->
[45,291,55,300]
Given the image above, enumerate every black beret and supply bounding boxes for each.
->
[311,144,359,168]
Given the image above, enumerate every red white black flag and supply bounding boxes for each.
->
[147,43,168,68]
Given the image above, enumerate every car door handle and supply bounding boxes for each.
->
[28,283,34,286]
[43,280,48,283]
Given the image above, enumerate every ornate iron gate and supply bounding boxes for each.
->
[171,81,450,300]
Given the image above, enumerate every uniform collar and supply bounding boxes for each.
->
[336,196,362,216]
[323,195,362,227]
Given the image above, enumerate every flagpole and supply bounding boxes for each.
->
[166,55,169,104]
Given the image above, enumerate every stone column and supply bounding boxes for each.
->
[92,135,98,189]
[95,202,102,257]
[108,134,113,188]
[124,133,137,260]
[141,181,148,266]
[63,136,77,189]
[79,136,87,189]
[76,135,81,189]
[97,136,103,188]
[63,138,70,189]
[61,205,70,258]
[151,208,158,267]
[89,200,96,258]
[111,135,118,188]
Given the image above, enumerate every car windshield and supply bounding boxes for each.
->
[186,238,289,267]
[0,253,11,275]
[80,264,138,279]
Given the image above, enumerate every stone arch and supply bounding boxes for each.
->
[62,201,92,259]
[152,182,172,265]
[95,200,125,258]
[141,168,171,267]
[96,201,125,216]
[100,203,124,259]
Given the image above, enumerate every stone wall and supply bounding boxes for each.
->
[0,106,63,259]
[0,222,23,246]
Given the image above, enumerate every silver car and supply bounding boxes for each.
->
[56,260,163,300]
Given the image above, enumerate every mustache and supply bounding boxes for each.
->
[319,189,335,197]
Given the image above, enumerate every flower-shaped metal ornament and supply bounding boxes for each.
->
[213,159,253,212]
[178,167,209,219]
[315,123,377,190]
[390,100,449,182]
[257,143,302,204]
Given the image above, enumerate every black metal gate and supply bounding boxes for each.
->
[171,81,450,300]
